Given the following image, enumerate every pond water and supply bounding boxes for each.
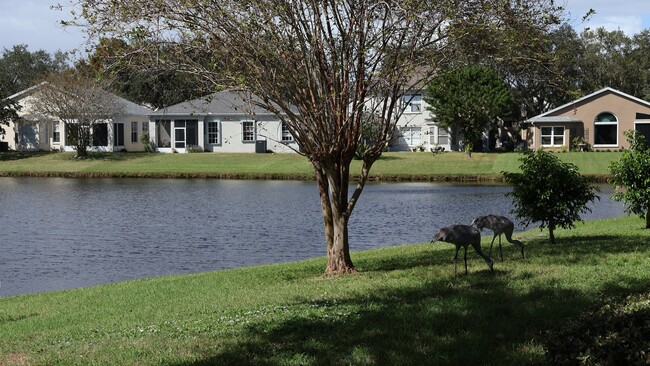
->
[0,178,626,297]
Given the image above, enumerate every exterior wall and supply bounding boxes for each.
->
[150,115,299,153]
[528,90,650,150]
[391,95,453,152]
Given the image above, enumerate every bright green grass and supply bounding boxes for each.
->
[1,216,648,365]
[0,151,621,180]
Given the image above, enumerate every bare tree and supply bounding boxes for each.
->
[69,0,561,274]
[31,74,125,158]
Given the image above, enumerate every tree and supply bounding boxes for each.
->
[503,150,599,244]
[72,0,562,274]
[31,74,125,158]
[609,130,650,229]
[0,44,69,96]
[425,65,514,157]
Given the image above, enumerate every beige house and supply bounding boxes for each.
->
[524,87,650,150]
[4,84,151,152]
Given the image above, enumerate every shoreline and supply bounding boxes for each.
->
[0,171,613,183]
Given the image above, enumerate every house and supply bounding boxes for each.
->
[523,87,650,150]
[147,90,299,153]
[3,83,151,152]
[390,92,454,152]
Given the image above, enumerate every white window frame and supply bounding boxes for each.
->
[131,121,138,143]
[280,121,293,142]
[207,121,220,145]
[540,126,565,147]
[242,120,256,142]
[52,122,61,144]
[594,112,619,147]
[402,94,422,113]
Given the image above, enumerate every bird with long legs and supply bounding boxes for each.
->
[431,224,494,276]
[471,215,524,261]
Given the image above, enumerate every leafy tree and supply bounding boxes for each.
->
[76,38,207,108]
[609,130,650,229]
[31,74,125,158]
[0,44,69,96]
[425,66,514,157]
[72,0,562,274]
[503,150,599,244]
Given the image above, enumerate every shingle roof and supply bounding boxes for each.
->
[149,90,279,116]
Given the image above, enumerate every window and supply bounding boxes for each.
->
[207,121,220,144]
[156,120,171,147]
[142,122,149,134]
[401,127,421,146]
[402,94,422,113]
[541,126,564,146]
[281,122,293,141]
[437,127,449,145]
[113,123,124,146]
[242,121,255,142]
[52,123,60,143]
[594,112,618,146]
[131,122,138,143]
[92,123,108,146]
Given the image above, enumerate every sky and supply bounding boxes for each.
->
[1,0,650,58]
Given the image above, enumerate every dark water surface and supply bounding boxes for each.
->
[0,178,626,297]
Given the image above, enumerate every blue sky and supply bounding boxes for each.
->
[1,0,650,58]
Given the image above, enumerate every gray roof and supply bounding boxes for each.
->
[527,116,582,124]
[111,95,151,116]
[149,90,281,117]
[7,82,151,117]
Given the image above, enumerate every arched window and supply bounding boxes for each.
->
[594,112,618,146]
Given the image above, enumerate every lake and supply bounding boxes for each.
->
[0,178,626,297]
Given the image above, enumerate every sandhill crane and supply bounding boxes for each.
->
[471,215,525,261]
[431,224,494,276]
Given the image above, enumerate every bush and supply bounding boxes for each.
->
[503,150,599,244]
[544,292,650,365]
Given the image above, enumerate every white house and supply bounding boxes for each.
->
[390,92,454,152]
[3,84,152,152]
[147,90,299,153]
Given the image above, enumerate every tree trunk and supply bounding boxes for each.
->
[314,163,356,275]
[326,213,355,275]
[646,210,650,229]
[549,227,556,244]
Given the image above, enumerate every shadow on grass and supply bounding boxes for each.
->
[174,274,649,366]
[171,234,649,366]
[0,151,53,161]
[70,152,152,162]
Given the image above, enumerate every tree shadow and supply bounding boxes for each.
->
[170,273,648,366]
[0,152,52,161]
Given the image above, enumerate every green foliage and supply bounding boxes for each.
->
[609,130,650,228]
[140,131,154,153]
[425,66,514,157]
[503,150,599,244]
[0,44,69,96]
[544,292,650,365]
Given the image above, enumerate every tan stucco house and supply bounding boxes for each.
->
[523,87,650,150]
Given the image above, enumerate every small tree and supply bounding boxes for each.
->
[609,130,650,229]
[424,66,514,157]
[32,74,125,158]
[503,150,599,244]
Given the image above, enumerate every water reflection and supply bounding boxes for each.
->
[0,178,625,297]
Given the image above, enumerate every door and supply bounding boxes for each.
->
[174,126,186,149]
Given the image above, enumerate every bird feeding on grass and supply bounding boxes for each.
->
[431,224,494,276]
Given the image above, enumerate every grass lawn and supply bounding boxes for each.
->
[1,216,648,365]
[0,151,621,180]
